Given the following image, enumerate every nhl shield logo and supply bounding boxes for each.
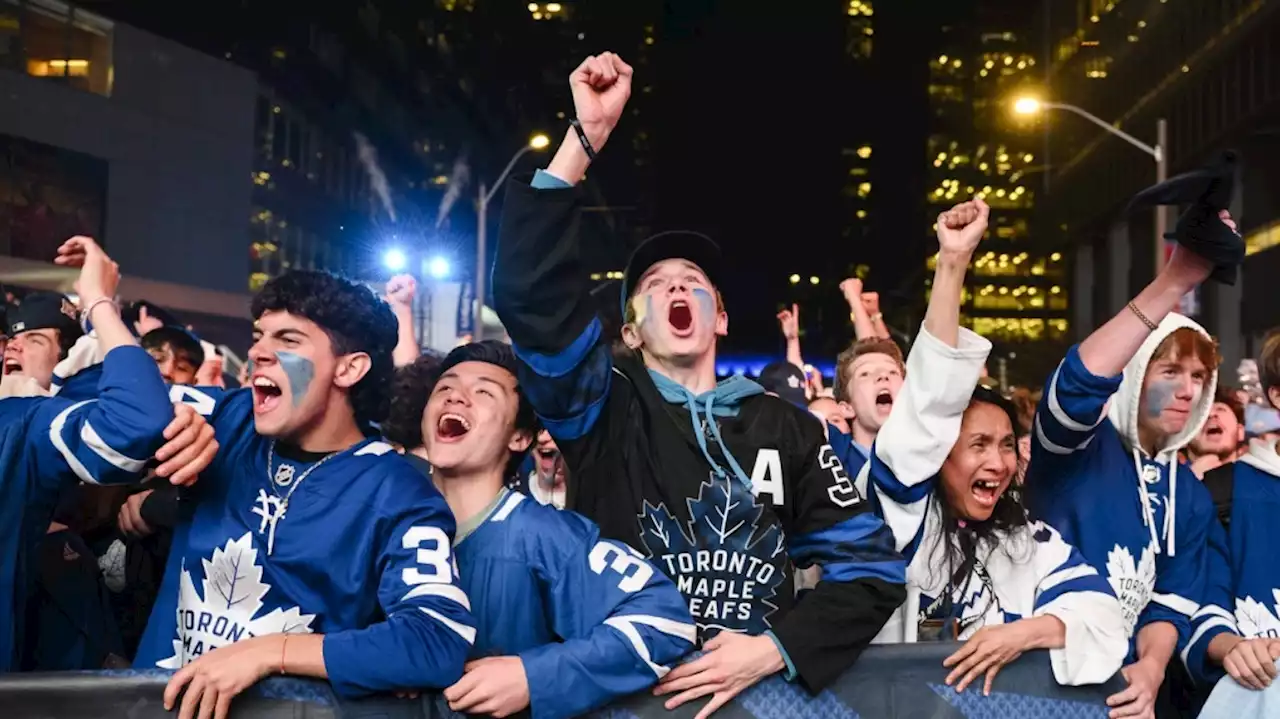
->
[273,463,296,487]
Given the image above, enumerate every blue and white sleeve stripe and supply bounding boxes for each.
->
[1034,346,1122,458]
[789,514,905,585]
[513,317,612,442]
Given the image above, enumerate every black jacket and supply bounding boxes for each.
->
[491,175,905,691]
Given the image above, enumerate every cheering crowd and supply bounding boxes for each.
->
[0,50,1278,719]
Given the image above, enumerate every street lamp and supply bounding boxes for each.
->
[474,132,550,340]
[1014,96,1168,274]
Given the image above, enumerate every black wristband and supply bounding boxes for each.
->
[569,118,598,161]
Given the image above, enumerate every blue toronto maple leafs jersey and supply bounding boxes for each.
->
[1184,450,1280,685]
[457,489,695,719]
[1028,344,1215,661]
[0,346,173,671]
[134,386,474,697]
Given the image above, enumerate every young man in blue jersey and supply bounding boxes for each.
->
[1028,200,1238,718]
[386,342,696,719]
[1183,332,1280,697]
[0,235,218,671]
[493,52,904,716]
[140,271,474,719]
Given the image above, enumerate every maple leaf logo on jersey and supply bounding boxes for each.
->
[1105,544,1156,636]
[637,473,786,637]
[156,532,316,669]
[1234,589,1280,639]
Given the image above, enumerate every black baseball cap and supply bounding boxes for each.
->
[620,231,724,315]
[8,292,83,341]
[758,361,808,408]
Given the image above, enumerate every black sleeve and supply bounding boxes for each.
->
[138,484,184,529]
[1201,462,1235,530]
[491,175,596,354]
[772,412,907,691]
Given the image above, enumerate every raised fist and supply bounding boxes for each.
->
[569,52,634,151]
[839,278,863,305]
[776,304,799,340]
[55,235,119,302]
[936,198,990,258]
[385,274,416,310]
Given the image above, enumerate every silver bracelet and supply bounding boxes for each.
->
[79,297,117,331]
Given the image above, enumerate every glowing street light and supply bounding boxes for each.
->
[788,274,801,285]
[1013,97,1042,115]
[427,257,450,279]
[383,248,407,272]
[529,133,551,150]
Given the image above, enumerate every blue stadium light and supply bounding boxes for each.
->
[383,248,407,272]
[427,256,450,279]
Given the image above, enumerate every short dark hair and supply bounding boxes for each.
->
[834,337,905,403]
[142,326,205,368]
[383,341,539,479]
[252,271,397,427]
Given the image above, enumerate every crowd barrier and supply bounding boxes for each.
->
[0,643,1122,718]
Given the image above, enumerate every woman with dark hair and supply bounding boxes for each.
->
[857,199,1127,697]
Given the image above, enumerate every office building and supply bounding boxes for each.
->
[1036,0,1280,368]
[0,0,256,345]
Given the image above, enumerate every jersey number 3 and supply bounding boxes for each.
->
[402,526,454,585]
[589,541,652,594]
[820,445,861,508]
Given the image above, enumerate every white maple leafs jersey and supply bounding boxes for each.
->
[134,386,474,697]
[858,327,1128,686]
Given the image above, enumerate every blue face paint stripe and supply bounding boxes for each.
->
[692,287,715,323]
[276,351,315,408]
[1145,379,1179,418]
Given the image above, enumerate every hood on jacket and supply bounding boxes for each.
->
[1108,313,1218,459]
[1240,436,1280,477]
[1106,313,1217,557]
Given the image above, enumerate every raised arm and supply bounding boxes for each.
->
[777,304,804,370]
[491,54,632,453]
[385,274,420,367]
[840,278,879,341]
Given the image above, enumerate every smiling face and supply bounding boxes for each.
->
[247,310,368,441]
[146,343,198,385]
[4,329,61,390]
[532,429,566,484]
[621,259,727,365]
[422,361,532,475]
[939,401,1018,522]
[845,352,904,435]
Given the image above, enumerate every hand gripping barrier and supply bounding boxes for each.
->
[0,643,1122,718]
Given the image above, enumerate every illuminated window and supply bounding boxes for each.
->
[968,317,1069,342]
[21,1,113,96]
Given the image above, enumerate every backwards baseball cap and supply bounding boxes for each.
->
[620,230,724,315]
[758,361,807,408]
[8,292,83,342]
[1128,150,1243,285]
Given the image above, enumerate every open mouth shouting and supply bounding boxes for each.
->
[668,300,694,337]
[252,375,283,414]
[970,477,1004,510]
[3,358,21,376]
[1204,422,1223,439]
[436,412,472,443]
[874,389,894,413]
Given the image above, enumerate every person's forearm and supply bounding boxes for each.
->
[392,306,419,367]
[283,634,328,678]
[922,251,970,348]
[89,300,137,353]
[871,315,890,340]
[786,337,804,370]
[1135,621,1179,669]
[1207,633,1243,665]
[546,126,608,186]
[1019,615,1068,650]
[846,294,877,341]
[1078,268,1194,378]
